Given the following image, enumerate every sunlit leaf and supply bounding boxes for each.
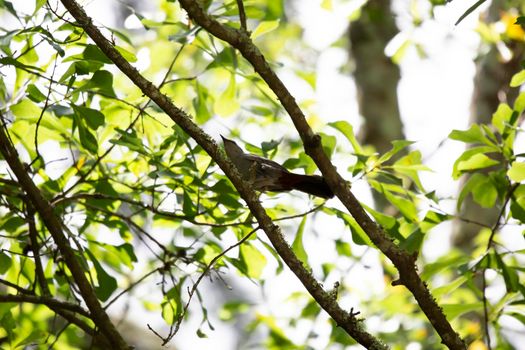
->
[291,216,308,264]
[85,251,118,302]
[328,120,362,154]
[508,162,525,182]
[214,74,239,117]
[492,103,513,133]
[252,20,280,40]
[239,243,266,279]
[510,70,525,87]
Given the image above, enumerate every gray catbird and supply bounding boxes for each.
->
[221,135,334,199]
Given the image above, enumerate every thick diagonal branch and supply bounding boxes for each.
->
[57,0,383,348]
[176,1,465,349]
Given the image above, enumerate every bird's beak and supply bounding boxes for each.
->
[220,135,231,143]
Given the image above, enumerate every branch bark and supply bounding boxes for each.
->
[176,1,465,349]
[56,0,384,348]
[0,119,130,349]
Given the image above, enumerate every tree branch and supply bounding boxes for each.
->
[0,293,90,317]
[176,1,465,349]
[0,293,110,348]
[56,0,381,348]
[0,117,130,349]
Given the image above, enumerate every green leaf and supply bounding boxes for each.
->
[492,103,513,133]
[457,173,498,210]
[183,191,196,217]
[392,39,412,64]
[391,150,430,191]
[320,133,337,158]
[0,251,12,274]
[453,148,499,179]
[214,74,239,117]
[378,140,414,164]
[335,239,352,257]
[257,314,296,347]
[449,124,494,146]
[494,253,519,293]
[252,20,280,40]
[362,203,397,229]
[239,243,266,279]
[291,216,308,263]
[324,207,372,246]
[455,0,487,25]
[471,175,498,208]
[508,162,525,182]
[78,122,99,154]
[26,84,46,103]
[265,0,284,20]
[109,128,147,154]
[442,303,483,320]
[510,199,525,222]
[72,105,105,130]
[515,92,525,114]
[328,120,362,154]
[510,70,525,87]
[116,45,137,62]
[510,187,525,222]
[383,190,418,222]
[420,210,451,233]
[206,48,235,70]
[79,70,116,97]
[432,275,469,297]
[0,56,43,72]
[260,240,284,274]
[400,228,424,254]
[161,298,179,325]
[196,328,208,338]
[108,27,133,45]
[421,253,469,279]
[193,82,212,123]
[1,1,17,18]
[83,44,112,63]
[85,251,118,302]
[10,99,42,119]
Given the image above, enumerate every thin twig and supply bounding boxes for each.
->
[26,203,52,296]
[32,55,58,166]
[235,0,247,32]
[151,226,260,345]
[55,192,325,227]
[481,182,519,350]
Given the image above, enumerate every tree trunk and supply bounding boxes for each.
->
[349,0,404,212]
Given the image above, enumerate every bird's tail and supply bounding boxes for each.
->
[284,173,334,199]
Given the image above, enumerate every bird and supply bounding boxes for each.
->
[221,135,334,199]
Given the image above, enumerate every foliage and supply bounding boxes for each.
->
[0,1,523,349]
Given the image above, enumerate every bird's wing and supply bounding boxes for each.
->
[244,154,289,173]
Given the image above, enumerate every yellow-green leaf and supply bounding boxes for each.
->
[492,103,513,133]
[214,74,239,117]
[291,216,308,264]
[510,70,525,87]
[240,243,266,279]
[252,20,280,40]
[508,162,525,182]
[515,92,525,114]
